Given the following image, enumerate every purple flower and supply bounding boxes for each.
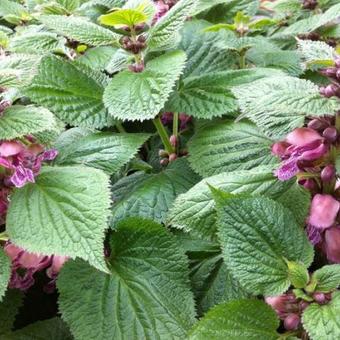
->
[324,227,340,263]
[284,314,301,331]
[306,223,323,245]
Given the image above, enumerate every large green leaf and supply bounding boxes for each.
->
[25,56,109,129]
[188,299,279,340]
[233,76,339,139]
[39,15,119,46]
[103,50,186,121]
[311,265,340,292]
[58,218,196,340]
[2,318,73,340]
[302,291,340,340]
[188,120,276,177]
[0,105,57,140]
[167,167,310,241]
[147,0,197,50]
[217,195,314,295]
[54,129,150,174]
[166,68,284,118]
[111,158,200,227]
[7,166,111,272]
[0,248,10,302]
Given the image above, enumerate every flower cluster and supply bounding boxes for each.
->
[302,0,318,10]
[4,242,68,292]
[319,59,340,98]
[153,0,177,23]
[161,111,192,130]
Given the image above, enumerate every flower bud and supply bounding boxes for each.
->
[286,128,322,147]
[284,314,301,330]
[128,63,144,73]
[335,58,340,68]
[309,194,340,229]
[320,67,337,77]
[158,149,168,158]
[169,153,177,162]
[323,127,337,142]
[160,158,169,166]
[324,227,340,263]
[307,118,326,131]
[169,135,177,147]
[313,292,329,304]
[321,165,336,182]
[300,178,317,191]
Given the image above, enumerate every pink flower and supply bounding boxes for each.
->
[309,194,339,230]
[324,227,340,263]
[286,128,322,147]
[284,314,301,330]
[46,255,68,279]
[0,141,24,157]
[265,293,298,318]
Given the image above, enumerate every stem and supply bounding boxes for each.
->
[172,112,179,137]
[239,51,246,69]
[153,116,174,154]
[116,121,126,133]
[335,112,340,131]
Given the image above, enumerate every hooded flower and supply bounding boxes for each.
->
[324,227,340,263]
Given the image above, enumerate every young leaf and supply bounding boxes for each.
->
[302,291,340,340]
[103,50,186,121]
[58,218,196,340]
[233,76,339,139]
[147,0,198,51]
[188,299,280,340]
[54,129,150,174]
[217,196,314,295]
[6,166,111,272]
[311,265,340,292]
[0,105,58,140]
[167,167,310,241]
[38,15,119,46]
[99,8,147,28]
[0,248,10,302]
[111,158,200,227]
[25,56,109,129]
[188,120,276,177]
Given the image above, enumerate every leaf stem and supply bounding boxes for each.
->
[116,121,126,133]
[239,51,246,69]
[153,116,174,154]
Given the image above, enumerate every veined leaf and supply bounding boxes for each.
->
[0,0,30,19]
[39,15,119,46]
[0,248,10,302]
[0,105,57,140]
[77,46,118,70]
[233,76,339,139]
[99,8,147,27]
[58,218,196,340]
[302,291,340,340]
[7,166,111,272]
[167,167,310,241]
[103,50,186,121]
[25,56,109,129]
[54,129,150,174]
[311,265,340,292]
[188,120,276,177]
[217,195,314,295]
[111,158,200,227]
[188,299,279,340]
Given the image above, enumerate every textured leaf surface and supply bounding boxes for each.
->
[188,299,279,340]
[111,158,199,227]
[2,318,73,340]
[167,167,310,241]
[148,0,197,50]
[0,248,10,302]
[7,166,111,272]
[0,290,23,335]
[302,291,340,340]
[0,105,57,140]
[188,120,276,176]
[25,56,109,129]
[58,218,196,340]
[233,76,339,138]
[103,50,186,121]
[312,265,340,292]
[39,15,119,46]
[55,129,150,173]
[217,196,314,295]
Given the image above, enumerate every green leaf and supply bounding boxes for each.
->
[0,248,10,302]
[188,120,276,177]
[77,46,118,70]
[0,105,57,140]
[39,15,119,46]
[312,265,340,292]
[103,50,186,121]
[0,0,30,19]
[166,68,284,118]
[7,166,111,272]
[58,218,196,340]
[111,158,199,227]
[8,32,66,55]
[302,291,340,340]
[2,318,73,340]
[25,56,110,129]
[56,0,80,12]
[148,0,197,50]
[233,76,339,139]
[167,167,310,241]
[54,129,150,174]
[99,8,147,27]
[286,260,309,289]
[217,195,314,295]
[0,290,24,335]
[188,299,279,340]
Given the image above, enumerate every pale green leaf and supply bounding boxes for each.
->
[0,248,10,302]
[103,50,186,121]
[99,8,147,27]
[77,46,118,70]
[58,218,196,340]
[0,0,29,19]
[312,265,340,292]
[7,166,111,272]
